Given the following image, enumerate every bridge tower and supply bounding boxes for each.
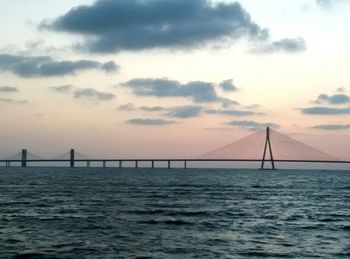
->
[21,149,27,167]
[70,149,75,168]
[261,127,275,170]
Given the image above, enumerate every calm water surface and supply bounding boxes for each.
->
[0,168,349,258]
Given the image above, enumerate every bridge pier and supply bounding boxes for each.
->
[151,160,154,169]
[103,160,106,168]
[70,149,75,168]
[168,160,171,169]
[135,161,138,168]
[119,161,122,168]
[86,161,90,168]
[21,149,27,167]
[184,160,187,169]
[6,161,10,167]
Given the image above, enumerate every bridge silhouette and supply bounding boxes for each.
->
[1,127,349,169]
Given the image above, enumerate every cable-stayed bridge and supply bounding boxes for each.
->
[1,127,349,169]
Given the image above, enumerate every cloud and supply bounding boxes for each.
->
[0,86,17,92]
[41,0,271,53]
[317,0,332,7]
[0,53,118,78]
[118,103,136,111]
[122,78,237,105]
[140,106,167,112]
[316,0,344,8]
[313,124,350,130]
[219,79,237,92]
[118,103,202,118]
[226,120,279,131]
[205,108,264,116]
[50,84,73,93]
[0,97,28,104]
[301,106,350,115]
[252,38,306,54]
[165,105,202,118]
[316,93,350,105]
[74,88,115,101]
[126,118,176,126]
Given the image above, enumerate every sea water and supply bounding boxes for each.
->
[0,168,349,258]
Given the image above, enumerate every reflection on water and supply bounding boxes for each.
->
[0,168,349,258]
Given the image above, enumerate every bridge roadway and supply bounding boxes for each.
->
[1,159,350,169]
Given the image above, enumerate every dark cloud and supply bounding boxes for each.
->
[122,78,237,105]
[74,88,115,101]
[226,120,279,131]
[301,106,350,115]
[50,84,73,93]
[42,0,270,53]
[219,79,237,92]
[165,105,202,118]
[316,93,350,105]
[0,53,118,78]
[126,118,176,126]
[205,108,264,116]
[0,86,17,92]
[252,38,306,54]
[313,124,350,130]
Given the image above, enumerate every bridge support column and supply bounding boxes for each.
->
[151,160,154,169]
[70,149,75,168]
[119,161,122,168]
[6,161,10,167]
[86,161,90,168]
[168,160,171,169]
[21,149,27,167]
[184,160,187,169]
[135,161,138,168]
[103,161,106,168]
[261,127,275,170]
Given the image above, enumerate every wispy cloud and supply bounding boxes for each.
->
[251,38,306,54]
[0,86,17,92]
[74,88,115,101]
[0,97,28,104]
[118,103,136,111]
[316,0,346,8]
[313,124,350,130]
[205,108,265,117]
[165,106,202,118]
[316,93,350,105]
[219,79,237,92]
[126,118,176,126]
[50,84,73,93]
[301,106,350,115]
[226,120,279,131]
[0,53,119,78]
[122,78,237,106]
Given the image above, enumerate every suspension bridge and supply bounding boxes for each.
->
[1,127,349,169]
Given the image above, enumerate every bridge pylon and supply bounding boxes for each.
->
[261,127,275,170]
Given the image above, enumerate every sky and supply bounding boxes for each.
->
[0,0,350,160]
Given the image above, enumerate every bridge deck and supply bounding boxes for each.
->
[1,158,350,169]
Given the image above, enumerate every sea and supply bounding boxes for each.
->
[0,167,349,258]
